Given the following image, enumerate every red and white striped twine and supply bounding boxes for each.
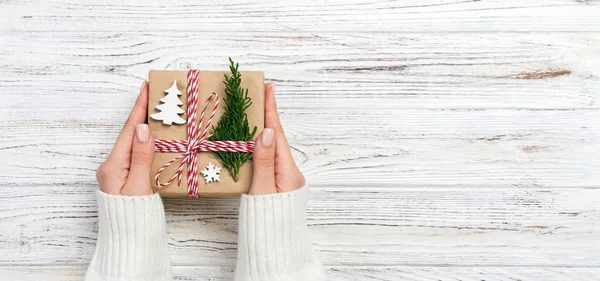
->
[153,70,255,198]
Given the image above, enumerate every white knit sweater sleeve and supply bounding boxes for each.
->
[85,190,172,281]
[85,186,326,281]
[235,186,327,281]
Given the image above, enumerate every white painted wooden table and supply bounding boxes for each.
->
[1,1,599,280]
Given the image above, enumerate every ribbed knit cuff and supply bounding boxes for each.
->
[85,190,172,281]
[235,186,327,281]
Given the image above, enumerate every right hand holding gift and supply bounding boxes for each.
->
[235,82,326,281]
[249,82,306,195]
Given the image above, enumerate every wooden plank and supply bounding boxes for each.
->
[1,32,599,110]
[0,187,598,266]
[2,0,600,32]
[2,265,600,281]
[1,109,598,187]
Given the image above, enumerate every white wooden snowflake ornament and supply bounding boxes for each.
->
[201,162,221,184]
[150,80,186,125]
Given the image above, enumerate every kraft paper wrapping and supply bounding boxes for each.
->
[148,70,264,197]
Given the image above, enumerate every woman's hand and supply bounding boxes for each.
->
[96,81,301,196]
[96,81,156,196]
[249,82,305,195]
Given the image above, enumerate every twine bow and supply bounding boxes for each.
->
[153,70,255,198]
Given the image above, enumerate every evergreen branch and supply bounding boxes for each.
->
[209,58,257,181]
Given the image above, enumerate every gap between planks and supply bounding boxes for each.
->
[1,265,600,281]
[1,186,599,267]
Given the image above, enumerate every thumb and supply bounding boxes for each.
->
[122,124,155,195]
[249,128,277,195]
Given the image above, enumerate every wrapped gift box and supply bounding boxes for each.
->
[148,68,264,197]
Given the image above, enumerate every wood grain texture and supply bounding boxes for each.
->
[1,109,598,187]
[2,265,600,281]
[1,32,598,187]
[2,0,600,32]
[1,32,599,110]
[2,0,599,279]
[1,187,598,267]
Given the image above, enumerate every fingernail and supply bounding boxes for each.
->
[270,82,275,93]
[136,124,150,143]
[140,80,147,89]
[261,128,274,148]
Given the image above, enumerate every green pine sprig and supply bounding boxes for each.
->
[209,58,257,181]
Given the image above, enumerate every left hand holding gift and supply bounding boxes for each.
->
[95,81,156,196]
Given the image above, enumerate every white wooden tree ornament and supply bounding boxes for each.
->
[151,80,186,125]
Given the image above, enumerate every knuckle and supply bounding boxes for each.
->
[253,152,275,167]
[255,158,275,171]
[131,152,153,166]
[131,148,154,166]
